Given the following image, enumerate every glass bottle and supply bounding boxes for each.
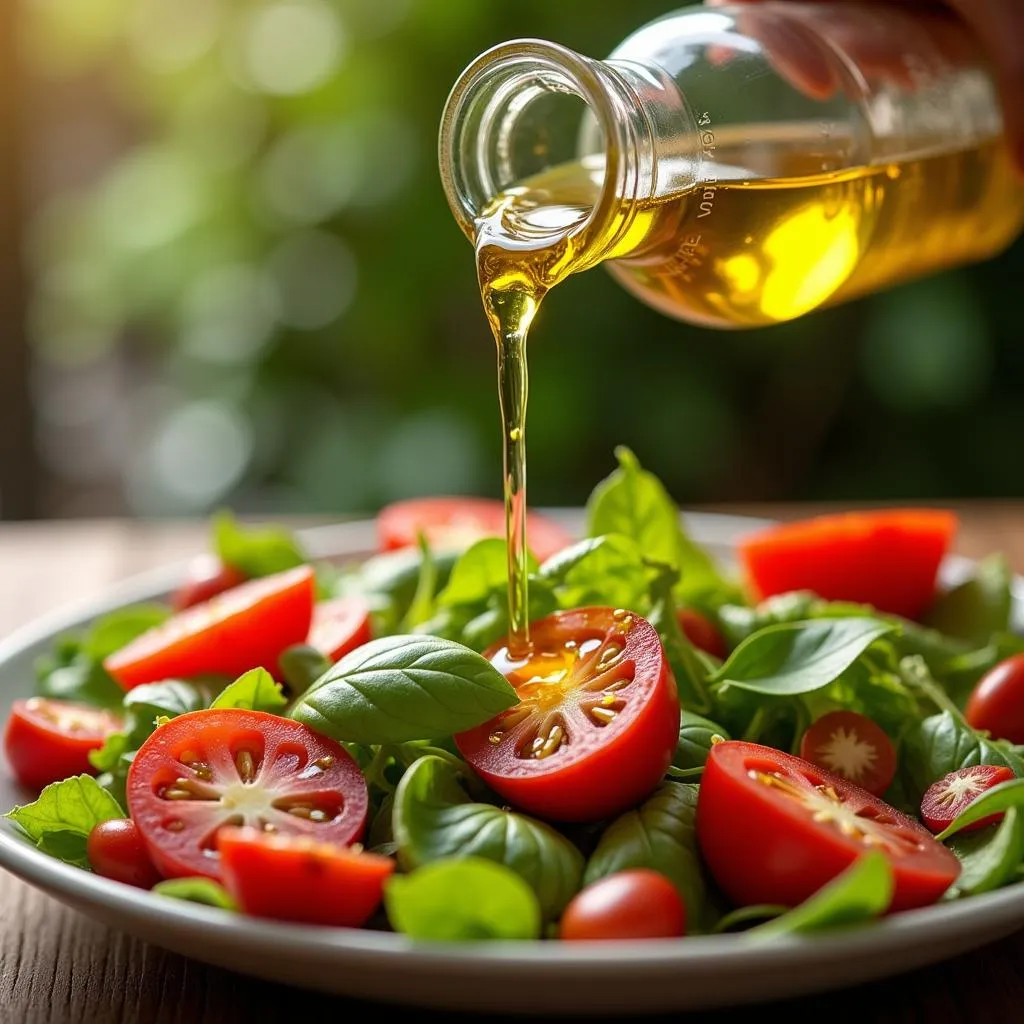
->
[439,2,1024,328]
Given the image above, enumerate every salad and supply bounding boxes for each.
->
[4,447,1024,943]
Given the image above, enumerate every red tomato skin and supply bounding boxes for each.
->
[171,557,246,612]
[697,742,960,914]
[105,566,315,689]
[308,597,373,663]
[377,497,574,562]
[738,510,957,620]
[965,654,1024,744]
[456,608,679,823]
[559,870,685,941]
[920,765,1016,835]
[798,710,897,797]
[4,698,122,791]
[677,609,727,660]
[87,819,163,889]
[218,826,394,927]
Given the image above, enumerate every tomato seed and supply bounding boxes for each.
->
[312,755,335,770]
[488,730,504,745]
[235,750,256,782]
[600,693,616,706]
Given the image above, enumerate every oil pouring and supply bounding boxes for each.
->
[439,2,1024,651]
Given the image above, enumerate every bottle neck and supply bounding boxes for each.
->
[438,39,697,266]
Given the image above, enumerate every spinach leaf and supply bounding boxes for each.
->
[946,808,1024,895]
[211,668,287,713]
[751,852,893,937]
[539,534,650,612]
[712,904,787,933]
[583,782,720,933]
[278,645,331,698]
[82,605,171,661]
[212,509,306,578]
[674,711,730,773]
[392,755,582,919]
[936,777,1024,838]
[5,775,124,869]
[153,878,238,909]
[288,635,518,745]
[924,554,1012,646]
[385,857,541,940]
[710,618,894,696]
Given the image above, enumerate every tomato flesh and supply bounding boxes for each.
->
[171,556,246,612]
[738,510,958,620]
[456,607,679,823]
[87,818,163,889]
[677,608,727,660]
[4,698,122,791]
[126,708,368,880]
[377,497,574,562]
[965,653,1024,744]
[308,597,372,663]
[559,869,685,940]
[920,765,1016,835]
[697,741,960,913]
[799,710,896,797]
[105,566,315,689]
[219,826,394,926]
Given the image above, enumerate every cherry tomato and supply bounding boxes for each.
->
[87,818,163,889]
[377,497,574,563]
[4,698,123,791]
[559,870,685,940]
[105,566,315,689]
[218,826,394,926]
[676,608,727,660]
[697,741,960,913]
[171,556,246,612]
[308,597,372,663]
[965,653,1024,744]
[455,607,679,822]
[798,710,896,797]
[920,765,1016,835]
[126,708,368,880]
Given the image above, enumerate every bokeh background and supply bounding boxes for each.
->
[3,0,1024,522]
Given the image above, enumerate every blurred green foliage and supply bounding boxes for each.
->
[21,0,1024,516]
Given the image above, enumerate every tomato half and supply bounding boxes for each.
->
[798,711,896,797]
[4,698,123,791]
[87,818,163,889]
[105,566,315,689]
[697,741,960,913]
[126,709,368,879]
[377,497,574,562]
[171,556,246,612]
[738,509,958,620]
[219,826,394,926]
[920,765,1016,835]
[559,870,685,940]
[677,608,727,660]
[455,608,679,822]
[308,597,372,663]
[965,653,1024,744]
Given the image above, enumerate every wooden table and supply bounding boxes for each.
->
[1,510,1023,1024]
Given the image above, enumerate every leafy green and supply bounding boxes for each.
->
[289,635,519,744]
[392,756,583,919]
[402,534,439,630]
[712,905,787,933]
[82,605,171,660]
[278,644,331,698]
[583,782,720,933]
[153,878,238,909]
[936,777,1024,839]
[385,857,542,941]
[924,555,1012,645]
[674,711,730,773]
[539,534,649,612]
[438,538,517,607]
[212,509,306,578]
[5,776,124,869]
[946,808,1024,895]
[211,668,287,713]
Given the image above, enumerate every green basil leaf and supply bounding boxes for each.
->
[392,756,583,919]
[278,645,331,698]
[924,554,1012,645]
[5,776,124,869]
[751,852,894,937]
[946,808,1024,895]
[83,604,172,661]
[583,782,720,933]
[674,711,730,773]
[710,618,895,696]
[35,649,125,709]
[712,904,787,933]
[211,668,287,713]
[338,548,461,623]
[289,635,518,745]
[539,534,650,612]
[385,857,541,941]
[88,732,131,774]
[439,538,530,608]
[153,878,238,909]
[402,534,439,630]
[936,777,1024,839]
[212,509,306,578]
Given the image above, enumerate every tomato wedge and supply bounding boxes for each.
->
[920,765,1016,835]
[738,510,958,620]
[105,566,315,689]
[455,608,679,822]
[697,741,960,913]
[377,497,574,562]
[219,826,394,926]
[171,556,246,612]
[799,711,896,797]
[126,709,368,879]
[308,597,372,663]
[4,698,123,791]
[965,653,1024,744]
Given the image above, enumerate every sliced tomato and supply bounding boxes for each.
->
[455,607,679,822]
[697,741,960,913]
[87,818,163,889]
[126,708,368,880]
[4,698,123,791]
[738,510,958,620]
[965,653,1024,744]
[377,497,574,562]
[105,566,315,689]
[219,826,394,926]
[920,765,1016,835]
[308,597,372,663]
[677,608,727,660]
[799,711,896,797]
[171,556,247,612]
